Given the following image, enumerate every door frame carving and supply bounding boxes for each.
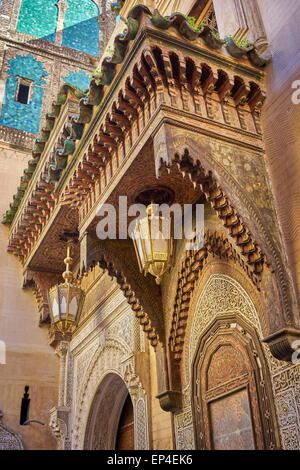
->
[192,315,280,449]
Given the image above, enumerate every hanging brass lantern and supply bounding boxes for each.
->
[48,240,84,335]
[133,203,173,285]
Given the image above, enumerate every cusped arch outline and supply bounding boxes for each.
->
[156,140,296,332]
[174,271,283,450]
[168,232,265,360]
[73,335,147,449]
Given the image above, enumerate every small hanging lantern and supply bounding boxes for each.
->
[48,240,84,335]
[133,203,173,285]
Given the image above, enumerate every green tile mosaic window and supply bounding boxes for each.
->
[0,54,48,134]
[17,0,58,42]
[62,0,99,56]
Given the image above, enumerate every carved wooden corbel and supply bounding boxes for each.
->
[155,343,182,413]
[263,329,300,362]
[23,269,61,324]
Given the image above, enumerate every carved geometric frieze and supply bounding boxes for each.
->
[0,423,24,450]
[135,397,150,451]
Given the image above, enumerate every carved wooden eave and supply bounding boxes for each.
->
[3,85,84,225]
[6,89,82,269]
[3,6,300,365]
[4,6,267,264]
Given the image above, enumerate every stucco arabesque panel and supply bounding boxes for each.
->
[157,125,296,331]
[175,272,300,450]
[68,289,149,450]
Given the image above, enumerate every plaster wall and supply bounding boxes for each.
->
[0,144,59,449]
[256,0,300,309]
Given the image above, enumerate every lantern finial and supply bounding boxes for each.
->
[62,240,74,285]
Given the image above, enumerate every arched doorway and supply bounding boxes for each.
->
[84,373,134,450]
[192,316,279,450]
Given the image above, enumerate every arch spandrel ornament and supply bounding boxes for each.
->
[154,123,300,359]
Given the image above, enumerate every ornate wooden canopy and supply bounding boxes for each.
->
[3,6,300,379]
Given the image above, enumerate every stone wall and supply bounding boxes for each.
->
[0,0,115,449]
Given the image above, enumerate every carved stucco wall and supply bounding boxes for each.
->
[175,270,300,450]
[67,291,150,450]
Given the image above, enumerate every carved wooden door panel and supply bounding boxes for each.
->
[116,394,134,450]
[193,319,279,450]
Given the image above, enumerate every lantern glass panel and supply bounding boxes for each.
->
[152,237,169,260]
[69,295,78,316]
[134,234,144,269]
[49,287,60,323]
[58,285,68,319]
